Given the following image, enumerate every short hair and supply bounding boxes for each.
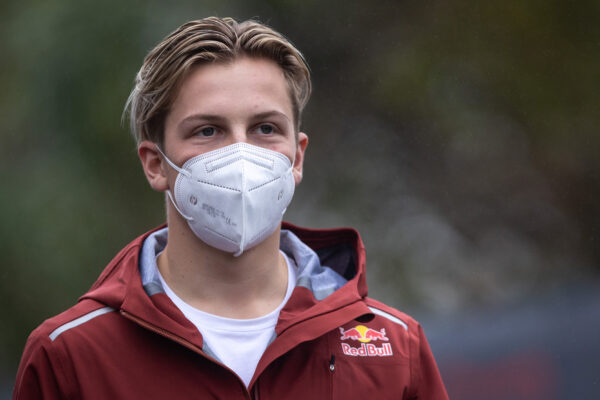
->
[124,17,311,145]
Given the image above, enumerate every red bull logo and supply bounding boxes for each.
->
[339,325,393,357]
[339,325,389,343]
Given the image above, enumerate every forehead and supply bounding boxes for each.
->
[168,57,294,121]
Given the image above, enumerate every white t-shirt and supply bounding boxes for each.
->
[158,251,297,387]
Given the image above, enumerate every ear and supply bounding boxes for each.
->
[138,141,169,191]
[292,132,309,185]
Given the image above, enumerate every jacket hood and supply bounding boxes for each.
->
[274,222,368,332]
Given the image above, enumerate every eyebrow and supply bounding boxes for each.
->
[251,111,291,123]
[178,110,291,128]
[178,114,226,127]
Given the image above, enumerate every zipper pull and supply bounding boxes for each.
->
[329,354,335,372]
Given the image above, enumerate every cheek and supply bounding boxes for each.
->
[271,140,298,164]
[162,161,180,185]
[273,146,295,165]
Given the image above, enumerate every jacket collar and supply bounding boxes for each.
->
[80,222,369,347]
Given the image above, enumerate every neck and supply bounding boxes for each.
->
[157,205,289,319]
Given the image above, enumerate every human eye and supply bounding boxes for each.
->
[255,124,276,135]
[196,126,217,137]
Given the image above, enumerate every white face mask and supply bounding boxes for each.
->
[157,143,295,256]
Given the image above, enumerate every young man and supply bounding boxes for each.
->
[14,17,448,399]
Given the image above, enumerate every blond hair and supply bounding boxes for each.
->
[124,17,311,145]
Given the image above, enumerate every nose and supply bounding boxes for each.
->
[227,127,248,146]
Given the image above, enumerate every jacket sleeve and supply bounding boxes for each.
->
[13,333,67,400]
[409,324,449,400]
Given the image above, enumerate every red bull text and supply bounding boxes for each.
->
[339,325,393,357]
[341,343,393,357]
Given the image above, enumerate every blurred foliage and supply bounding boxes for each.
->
[1,0,599,378]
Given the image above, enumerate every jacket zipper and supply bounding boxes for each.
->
[329,354,336,398]
[120,310,253,400]
[120,310,205,355]
[329,354,336,372]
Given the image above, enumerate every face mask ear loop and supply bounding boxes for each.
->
[280,164,294,218]
[155,145,191,178]
[155,145,193,221]
[165,190,193,221]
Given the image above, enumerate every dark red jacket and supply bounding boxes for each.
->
[14,223,449,399]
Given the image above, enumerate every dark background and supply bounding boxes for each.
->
[2,1,599,398]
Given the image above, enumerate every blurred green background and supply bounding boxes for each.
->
[2,0,599,397]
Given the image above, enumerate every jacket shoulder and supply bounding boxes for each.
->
[364,298,449,399]
[364,297,419,332]
[28,300,114,343]
[14,300,113,399]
